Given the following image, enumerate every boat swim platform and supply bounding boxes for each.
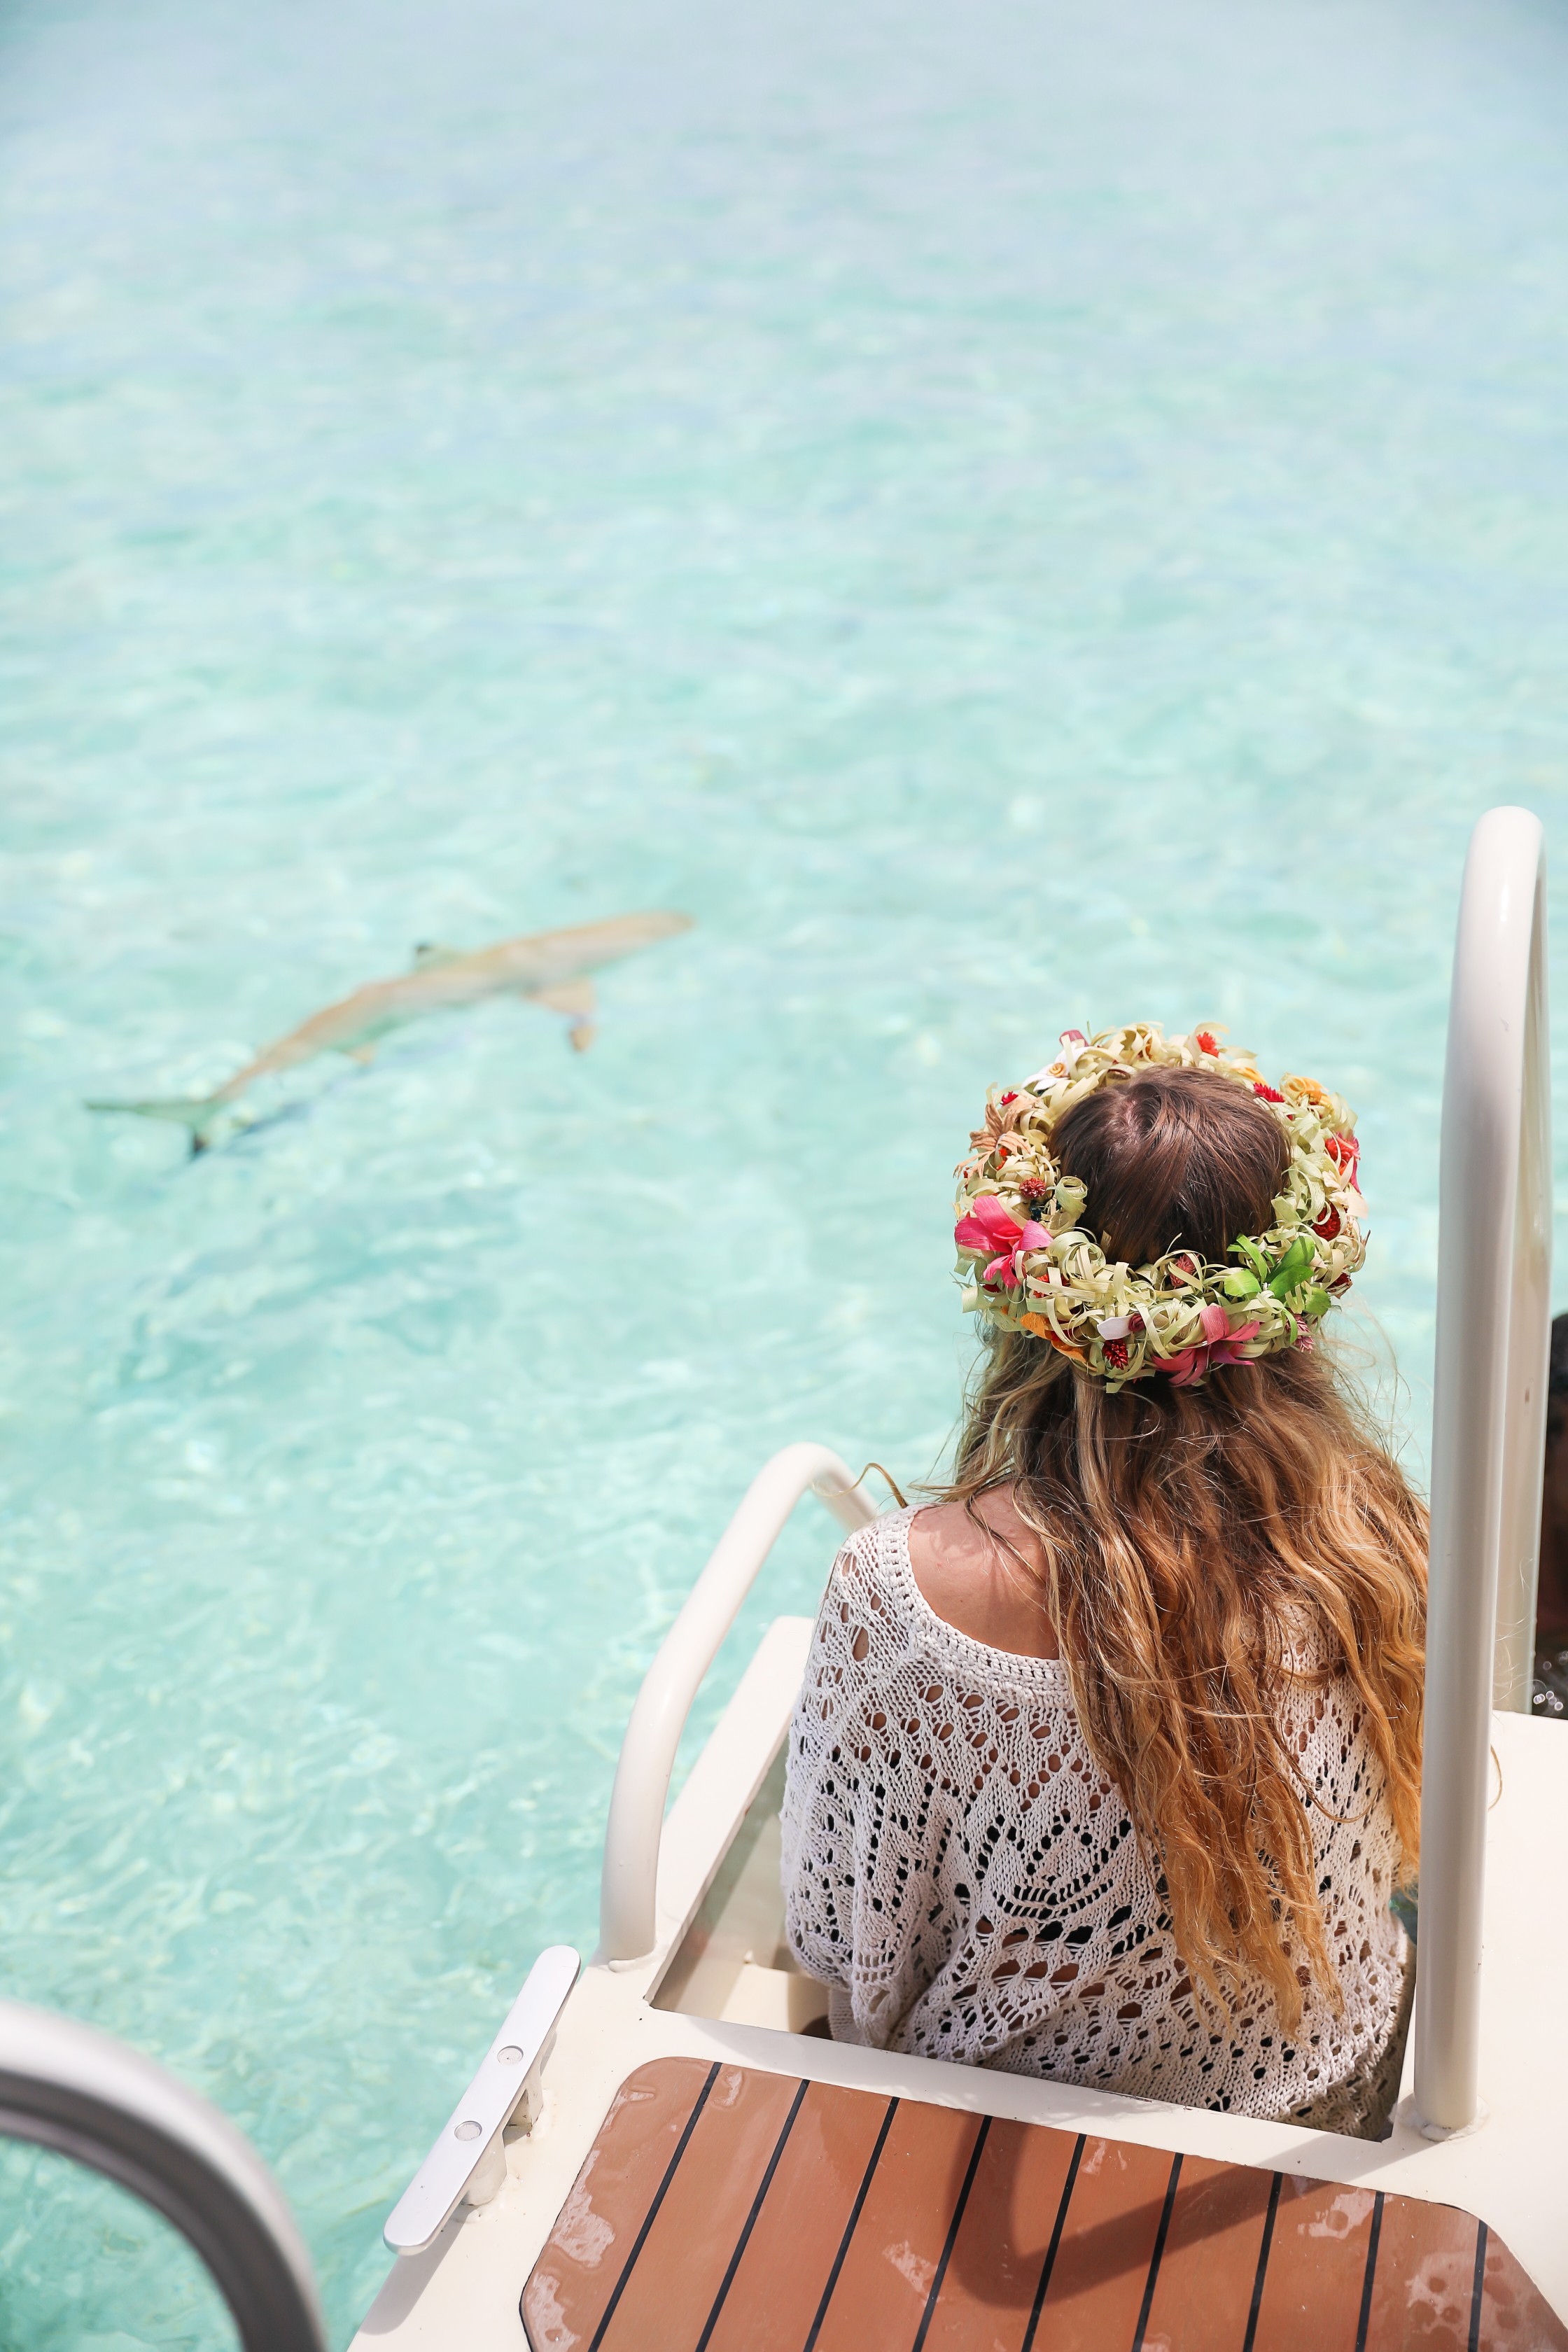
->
[354,1620,1568,2349]
[521,2055,1562,2351]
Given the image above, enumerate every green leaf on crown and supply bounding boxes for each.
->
[1229,1230,1316,1300]
[1230,1233,1273,1282]
[1260,1242,1316,1298]
[1268,1235,1316,1298]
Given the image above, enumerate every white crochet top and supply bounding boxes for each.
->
[781,1507,1413,2138]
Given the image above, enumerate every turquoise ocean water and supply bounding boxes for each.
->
[5,0,1568,2338]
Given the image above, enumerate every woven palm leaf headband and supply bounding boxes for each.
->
[953,1023,1366,1392]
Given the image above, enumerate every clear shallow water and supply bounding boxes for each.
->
[4,0,1568,2338]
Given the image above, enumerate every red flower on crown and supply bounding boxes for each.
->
[1196,1029,1220,1055]
[1253,1082,1285,1105]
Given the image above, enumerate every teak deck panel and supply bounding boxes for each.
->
[521,2058,1567,2352]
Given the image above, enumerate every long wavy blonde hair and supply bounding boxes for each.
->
[939,1067,1427,2029]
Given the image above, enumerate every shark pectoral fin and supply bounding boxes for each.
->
[528,978,599,1052]
[411,942,463,969]
[531,977,598,1019]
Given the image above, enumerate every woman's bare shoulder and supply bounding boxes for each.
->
[906,1490,1060,1660]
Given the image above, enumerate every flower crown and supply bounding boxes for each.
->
[953,1023,1366,1391]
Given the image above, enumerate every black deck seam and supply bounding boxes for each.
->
[693,2077,811,2352]
[1240,2171,1283,2352]
[1020,2132,1087,2352]
[586,2061,721,2352]
[1468,2220,1489,2352]
[1130,2152,1183,2352]
[911,2114,993,2352]
[1352,2190,1385,2352]
[802,2095,899,2352]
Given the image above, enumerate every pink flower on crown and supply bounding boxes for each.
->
[1163,1302,1264,1387]
[954,1195,1052,1289]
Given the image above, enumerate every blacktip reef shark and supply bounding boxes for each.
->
[88,910,694,1151]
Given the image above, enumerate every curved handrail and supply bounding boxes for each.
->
[1416,805,1551,2136]
[598,1443,880,1962]
[0,1998,326,2352]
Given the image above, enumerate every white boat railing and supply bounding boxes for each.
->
[1416,804,1551,2136]
[598,1442,878,1963]
[0,1998,326,2352]
[382,1450,875,2247]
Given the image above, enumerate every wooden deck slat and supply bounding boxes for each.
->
[596,2064,804,2352]
[1249,2176,1381,2352]
[920,2114,1083,2352]
[1483,2227,1568,2348]
[521,2054,716,2352]
[1028,2134,1177,2351]
[1134,2152,1278,2352]
[806,2096,985,2352]
[520,2059,1568,2352]
[1361,2195,1481,2352]
[701,2080,897,2352]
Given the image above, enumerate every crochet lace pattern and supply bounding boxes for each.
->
[781,1509,1413,2138]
